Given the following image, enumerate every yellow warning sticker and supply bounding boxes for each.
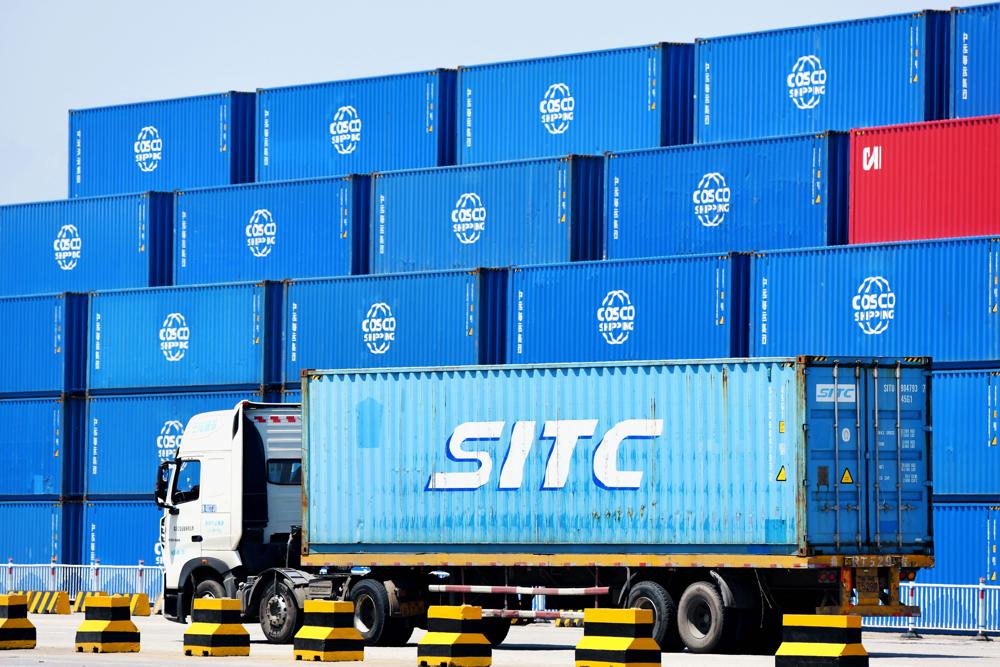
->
[776,466,787,482]
[841,468,854,485]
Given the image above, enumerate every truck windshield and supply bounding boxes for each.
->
[171,459,201,504]
[267,459,301,485]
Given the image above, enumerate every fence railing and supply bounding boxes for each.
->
[0,561,163,602]
[864,580,999,636]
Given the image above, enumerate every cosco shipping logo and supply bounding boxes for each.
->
[361,302,395,355]
[156,420,185,462]
[451,193,486,244]
[246,209,277,258]
[330,105,361,154]
[53,224,82,270]
[539,83,574,134]
[692,172,731,227]
[787,55,827,110]
[159,312,190,362]
[134,126,162,172]
[852,276,895,336]
[597,290,635,345]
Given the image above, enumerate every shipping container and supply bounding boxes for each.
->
[0,397,83,499]
[257,70,455,181]
[281,389,301,403]
[174,175,370,284]
[749,237,1000,363]
[694,11,950,143]
[951,3,1000,118]
[0,501,80,564]
[0,193,172,296]
[0,294,87,397]
[458,44,692,164]
[70,92,255,198]
[371,156,603,273]
[283,269,505,385]
[930,369,1000,498]
[85,391,259,497]
[606,133,848,258]
[88,283,280,393]
[918,503,998,584]
[849,115,1000,244]
[507,255,748,364]
[303,357,931,556]
[82,500,161,566]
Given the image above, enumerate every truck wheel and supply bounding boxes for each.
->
[482,617,512,646]
[259,582,301,644]
[350,579,413,646]
[677,581,732,653]
[627,581,682,651]
[194,579,226,599]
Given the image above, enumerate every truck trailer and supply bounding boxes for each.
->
[155,356,932,653]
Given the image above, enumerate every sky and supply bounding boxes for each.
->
[0,0,967,204]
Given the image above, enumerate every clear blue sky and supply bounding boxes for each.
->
[0,0,964,204]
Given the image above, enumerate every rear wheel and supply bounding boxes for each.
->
[626,581,682,651]
[350,579,414,646]
[258,581,301,644]
[677,581,734,654]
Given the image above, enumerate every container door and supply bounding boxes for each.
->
[805,362,867,553]
[865,363,931,554]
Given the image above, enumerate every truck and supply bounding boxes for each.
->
[155,356,933,654]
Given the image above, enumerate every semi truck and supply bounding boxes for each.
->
[155,356,932,653]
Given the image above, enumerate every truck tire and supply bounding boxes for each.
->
[677,581,733,653]
[259,581,301,644]
[194,579,226,600]
[350,579,414,646]
[627,581,682,651]
[481,617,512,646]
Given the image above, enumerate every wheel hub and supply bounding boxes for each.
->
[355,594,376,634]
[266,594,288,628]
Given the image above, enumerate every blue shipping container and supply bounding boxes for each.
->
[88,283,280,393]
[508,255,748,364]
[605,133,848,258]
[931,369,1000,498]
[0,398,83,498]
[83,500,161,566]
[70,92,255,198]
[749,237,1000,362]
[303,358,931,556]
[85,391,257,497]
[371,156,603,273]
[0,193,172,296]
[695,11,950,143]
[283,270,505,385]
[174,176,370,284]
[0,502,80,564]
[951,4,1000,118]
[257,70,455,181]
[919,503,998,584]
[458,44,692,164]
[0,294,87,397]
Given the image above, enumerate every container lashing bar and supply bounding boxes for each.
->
[873,363,881,551]
[833,362,841,550]
[895,362,903,550]
[854,363,863,550]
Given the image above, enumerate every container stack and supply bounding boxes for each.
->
[0,5,996,608]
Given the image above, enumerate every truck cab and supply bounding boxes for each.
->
[155,402,302,624]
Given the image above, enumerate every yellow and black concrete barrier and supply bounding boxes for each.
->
[0,594,36,650]
[775,614,868,666]
[14,590,70,614]
[73,591,107,613]
[293,599,364,662]
[417,605,491,667]
[119,593,151,617]
[574,608,660,667]
[74,595,140,653]
[184,597,250,657]
[556,610,584,628]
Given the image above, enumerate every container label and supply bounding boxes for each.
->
[597,290,635,345]
[861,145,882,171]
[134,126,162,172]
[246,209,277,258]
[692,172,730,227]
[960,32,969,102]
[815,384,857,403]
[159,312,190,362]
[451,193,486,244]
[330,105,361,155]
[852,276,895,335]
[787,55,826,110]
[540,83,574,135]
[53,224,81,271]
[361,302,395,355]
[157,420,185,463]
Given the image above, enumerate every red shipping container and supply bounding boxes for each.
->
[849,115,1000,244]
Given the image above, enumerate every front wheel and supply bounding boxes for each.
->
[259,582,301,644]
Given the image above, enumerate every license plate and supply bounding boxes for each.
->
[856,569,880,603]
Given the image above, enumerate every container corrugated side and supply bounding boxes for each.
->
[88,283,280,393]
[695,11,950,143]
[371,156,603,273]
[70,92,255,198]
[0,397,83,499]
[606,132,848,258]
[82,500,161,566]
[0,193,172,296]
[85,391,258,498]
[174,175,370,284]
[0,294,87,397]
[507,255,748,364]
[0,502,80,564]
[458,44,692,164]
[951,4,1000,118]
[750,237,1000,363]
[918,503,998,584]
[257,70,455,181]
[930,369,1000,498]
[302,358,930,556]
[283,269,506,385]
[849,116,1000,244]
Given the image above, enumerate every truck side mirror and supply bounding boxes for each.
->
[155,461,175,508]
